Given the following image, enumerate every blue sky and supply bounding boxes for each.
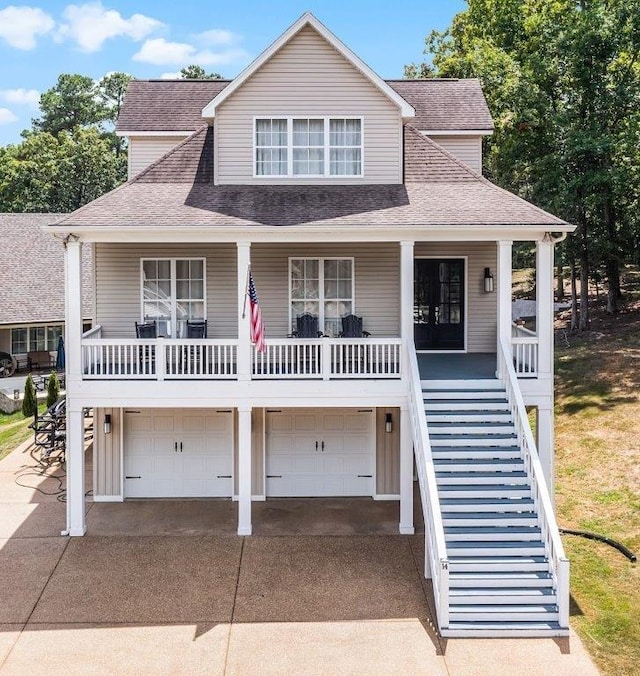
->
[0,1,465,145]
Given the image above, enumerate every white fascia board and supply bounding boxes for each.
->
[115,130,193,137]
[201,12,415,119]
[421,129,494,136]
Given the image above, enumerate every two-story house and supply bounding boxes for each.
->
[49,13,575,637]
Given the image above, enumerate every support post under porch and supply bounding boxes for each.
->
[399,406,415,534]
[66,407,86,536]
[497,240,513,377]
[237,406,252,535]
[536,237,555,382]
[237,242,251,382]
[536,403,555,505]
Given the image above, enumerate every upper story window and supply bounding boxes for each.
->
[255,117,362,177]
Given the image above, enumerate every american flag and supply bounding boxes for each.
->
[248,271,266,353]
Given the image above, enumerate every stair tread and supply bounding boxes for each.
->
[445,526,541,534]
[448,541,545,549]
[450,587,555,596]
[450,604,558,612]
[441,497,534,505]
[438,485,530,492]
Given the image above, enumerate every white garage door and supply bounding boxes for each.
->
[124,408,233,498]
[266,408,374,497]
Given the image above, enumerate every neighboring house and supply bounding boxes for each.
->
[0,214,92,372]
[48,14,575,637]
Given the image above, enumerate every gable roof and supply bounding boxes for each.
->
[50,124,571,233]
[0,214,93,326]
[201,12,415,119]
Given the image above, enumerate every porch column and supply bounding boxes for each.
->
[237,405,252,535]
[536,404,555,504]
[536,236,555,383]
[237,242,251,381]
[497,240,513,371]
[66,406,86,535]
[400,241,415,344]
[399,406,415,534]
[65,238,83,383]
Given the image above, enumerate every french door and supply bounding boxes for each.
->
[414,258,465,350]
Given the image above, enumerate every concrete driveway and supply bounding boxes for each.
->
[0,438,599,675]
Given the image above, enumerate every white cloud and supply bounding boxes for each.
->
[0,88,40,108]
[0,108,19,125]
[195,29,237,46]
[0,6,55,49]
[160,72,182,80]
[58,2,163,52]
[133,37,248,67]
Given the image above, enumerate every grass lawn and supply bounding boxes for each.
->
[555,305,640,675]
[0,405,46,461]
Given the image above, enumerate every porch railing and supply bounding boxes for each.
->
[252,338,402,379]
[498,335,570,629]
[80,336,402,381]
[512,322,538,377]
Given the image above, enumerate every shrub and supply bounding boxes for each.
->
[46,371,60,409]
[22,374,37,418]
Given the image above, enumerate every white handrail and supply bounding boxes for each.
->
[82,325,102,339]
[498,335,569,628]
[406,342,449,630]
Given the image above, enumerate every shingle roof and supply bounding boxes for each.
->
[0,214,93,326]
[52,125,569,231]
[389,79,494,132]
[116,78,493,134]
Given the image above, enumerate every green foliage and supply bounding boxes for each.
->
[46,371,60,409]
[22,375,37,418]
[179,65,223,79]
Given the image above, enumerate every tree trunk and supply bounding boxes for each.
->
[556,264,565,301]
[603,192,622,314]
[577,207,590,331]
[570,259,579,332]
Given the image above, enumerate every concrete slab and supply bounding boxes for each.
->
[234,536,431,623]
[30,536,243,624]
[441,630,600,676]
[0,625,23,668]
[0,502,92,539]
[87,500,237,537]
[1,622,230,676]
[0,538,68,623]
[225,619,447,676]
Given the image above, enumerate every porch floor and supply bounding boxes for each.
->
[417,352,497,380]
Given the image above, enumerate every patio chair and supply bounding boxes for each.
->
[186,319,207,338]
[292,314,324,338]
[339,314,371,338]
[135,321,157,338]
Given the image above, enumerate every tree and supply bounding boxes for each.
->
[179,65,223,79]
[407,0,640,326]
[46,371,60,409]
[22,375,37,418]
[98,72,132,125]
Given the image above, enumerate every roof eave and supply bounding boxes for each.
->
[201,12,415,119]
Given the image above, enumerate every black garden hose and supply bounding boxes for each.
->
[559,528,637,562]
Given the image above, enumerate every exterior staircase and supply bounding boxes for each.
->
[423,379,569,637]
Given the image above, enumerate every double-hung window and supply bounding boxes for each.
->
[10,325,63,355]
[141,258,205,338]
[255,118,362,177]
[290,258,354,337]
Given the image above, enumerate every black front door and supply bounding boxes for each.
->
[414,259,465,350]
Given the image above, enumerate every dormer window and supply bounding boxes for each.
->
[255,117,362,177]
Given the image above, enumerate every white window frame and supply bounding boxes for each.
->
[140,258,207,338]
[288,257,355,337]
[10,324,64,355]
[253,116,364,178]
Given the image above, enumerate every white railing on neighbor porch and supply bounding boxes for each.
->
[407,343,449,631]
[512,322,539,377]
[498,336,570,629]
[252,338,402,379]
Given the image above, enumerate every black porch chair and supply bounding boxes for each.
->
[292,314,324,338]
[135,321,157,338]
[339,314,371,338]
[135,322,156,373]
[186,319,207,338]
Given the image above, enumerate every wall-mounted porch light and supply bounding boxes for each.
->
[385,412,393,433]
[103,413,112,435]
[483,267,494,293]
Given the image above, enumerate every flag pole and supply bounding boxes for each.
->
[241,265,250,319]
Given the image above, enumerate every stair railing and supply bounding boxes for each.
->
[498,336,570,628]
[406,342,450,630]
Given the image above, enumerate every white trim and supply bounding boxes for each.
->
[421,129,493,136]
[201,13,415,119]
[414,256,468,353]
[116,130,193,137]
[373,494,400,500]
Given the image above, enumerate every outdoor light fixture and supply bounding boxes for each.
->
[103,413,112,435]
[385,413,393,433]
[483,267,494,293]
[13,389,20,400]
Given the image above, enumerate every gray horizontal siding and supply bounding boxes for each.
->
[128,136,188,178]
[215,25,402,185]
[427,135,482,174]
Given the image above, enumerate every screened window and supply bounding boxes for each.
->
[290,258,354,337]
[11,328,27,354]
[255,118,363,177]
[141,258,205,338]
[10,324,63,355]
